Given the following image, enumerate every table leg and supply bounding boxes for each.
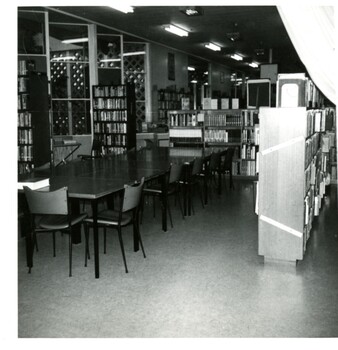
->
[91,199,100,278]
[70,198,81,244]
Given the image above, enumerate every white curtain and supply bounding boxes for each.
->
[277,6,336,105]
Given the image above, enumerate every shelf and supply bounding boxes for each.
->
[206,142,241,146]
[169,126,203,129]
[205,125,241,129]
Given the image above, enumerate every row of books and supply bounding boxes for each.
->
[169,113,198,127]
[306,109,330,137]
[304,156,319,196]
[93,110,128,122]
[305,79,325,108]
[242,129,256,144]
[93,85,126,98]
[305,133,320,169]
[242,110,259,127]
[93,97,127,110]
[93,122,127,134]
[170,138,202,145]
[18,60,29,76]
[241,160,257,176]
[18,94,29,110]
[95,133,127,147]
[18,163,34,175]
[18,112,32,127]
[204,130,240,143]
[158,100,182,110]
[103,146,127,155]
[204,113,242,126]
[18,129,33,145]
[18,145,33,161]
[241,144,257,160]
[158,90,189,102]
[18,77,29,93]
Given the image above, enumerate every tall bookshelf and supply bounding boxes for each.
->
[92,84,136,154]
[18,59,51,175]
[258,107,327,264]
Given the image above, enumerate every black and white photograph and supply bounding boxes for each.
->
[3,0,338,349]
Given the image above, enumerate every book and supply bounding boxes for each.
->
[18,177,50,190]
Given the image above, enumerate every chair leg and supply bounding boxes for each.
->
[84,224,90,267]
[176,190,185,220]
[34,232,39,252]
[135,221,146,258]
[152,196,156,218]
[52,231,56,257]
[103,226,107,254]
[69,230,73,277]
[166,199,173,228]
[117,227,128,273]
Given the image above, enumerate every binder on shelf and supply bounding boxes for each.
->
[18,177,50,190]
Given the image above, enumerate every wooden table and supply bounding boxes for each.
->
[20,146,226,278]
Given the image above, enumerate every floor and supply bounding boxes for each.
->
[16,179,338,339]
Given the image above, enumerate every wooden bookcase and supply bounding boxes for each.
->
[258,107,325,264]
[17,59,51,176]
[92,84,136,154]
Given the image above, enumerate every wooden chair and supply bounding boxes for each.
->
[219,148,235,190]
[23,186,88,277]
[141,163,184,228]
[84,177,146,273]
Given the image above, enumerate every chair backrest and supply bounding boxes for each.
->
[24,186,69,216]
[223,148,235,170]
[169,163,183,184]
[191,157,203,176]
[209,152,221,171]
[122,177,145,213]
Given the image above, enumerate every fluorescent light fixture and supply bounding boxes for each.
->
[190,80,198,84]
[123,51,145,56]
[164,25,189,37]
[204,71,209,75]
[188,66,195,71]
[51,56,76,62]
[205,43,221,51]
[62,37,88,44]
[100,58,121,63]
[204,82,209,85]
[181,6,204,16]
[109,5,134,13]
[249,62,259,68]
[230,53,243,61]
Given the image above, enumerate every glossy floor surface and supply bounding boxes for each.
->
[17,181,338,338]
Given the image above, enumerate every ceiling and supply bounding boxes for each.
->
[23,5,307,77]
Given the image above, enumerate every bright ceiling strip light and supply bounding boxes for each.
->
[190,80,198,84]
[164,25,189,37]
[230,53,243,61]
[100,58,121,62]
[109,5,134,14]
[51,56,76,62]
[205,43,221,51]
[188,66,195,71]
[123,51,145,56]
[62,38,88,44]
[249,62,259,68]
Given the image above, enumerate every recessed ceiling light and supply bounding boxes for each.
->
[205,43,221,51]
[249,62,259,68]
[190,80,198,84]
[164,25,189,37]
[188,66,195,71]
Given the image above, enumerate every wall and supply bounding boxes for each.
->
[209,62,232,98]
[148,43,189,121]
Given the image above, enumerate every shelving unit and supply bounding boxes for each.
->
[92,84,136,154]
[17,59,51,175]
[158,88,192,124]
[167,108,260,176]
[258,107,327,264]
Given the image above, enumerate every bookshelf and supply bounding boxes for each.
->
[18,59,51,175]
[258,107,327,264]
[92,84,136,154]
[158,88,192,124]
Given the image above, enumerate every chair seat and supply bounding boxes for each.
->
[39,213,88,230]
[85,209,132,227]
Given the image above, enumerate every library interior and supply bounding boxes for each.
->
[15,5,338,340]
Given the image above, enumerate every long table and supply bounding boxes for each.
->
[20,146,226,278]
